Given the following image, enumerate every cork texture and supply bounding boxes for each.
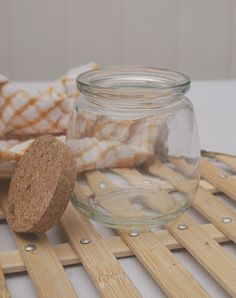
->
[6,135,76,233]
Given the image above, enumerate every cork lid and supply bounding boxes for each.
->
[6,135,76,233]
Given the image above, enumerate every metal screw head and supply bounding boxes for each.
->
[25,244,37,252]
[221,216,232,223]
[100,182,107,189]
[219,173,228,179]
[80,238,91,244]
[177,224,188,230]
[143,180,152,184]
[128,230,140,237]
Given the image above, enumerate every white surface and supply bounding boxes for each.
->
[1,80,236,297]
[1,0,236,80]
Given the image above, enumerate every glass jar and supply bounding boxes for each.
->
[66,67,200,231]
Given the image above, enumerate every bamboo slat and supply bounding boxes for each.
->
[0,189,77,298]
[1,153,236,297]
[119,230,209,297]
[166,215,236,297]
[149,160,236,243]
[10,232,77,298]
[149,161,236,296]
[0,267,10,298]
[60,204,141,298]
[0,222,229,275]
[194,188,236,243]
[201,158,236,201]
[85,170,209,297]
[210,153,236,172]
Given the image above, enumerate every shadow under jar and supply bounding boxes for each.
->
[66,67,200,231]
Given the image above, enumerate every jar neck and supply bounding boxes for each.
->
[77,67,190,109]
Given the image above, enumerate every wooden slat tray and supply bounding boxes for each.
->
[0,152,236,297]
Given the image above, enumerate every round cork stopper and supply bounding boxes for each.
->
[6,135,76,233]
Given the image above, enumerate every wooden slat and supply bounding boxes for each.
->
[0,223,229,275]
[0,267,10,298]
[0,187,77,298]
[11,232,77,298]
[1,155,236,296]
[85,171,143,218]
[208,153,236,173]
[148,161,236,243]
[119,230,209,298]
[85,171,209,297]
[166,214,236,297]
[113,168,178,213]
[149,160,194,195]
[60,204,141,298]
[201,158,236,201]
[194,188,236,243]
[1,169,236,196]
[149,161,236,296]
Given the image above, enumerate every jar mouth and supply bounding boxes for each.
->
[76,66,190,107]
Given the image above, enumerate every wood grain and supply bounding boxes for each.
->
[213,153,236,172]
[201,158,236,201]
[0,186,77,298]
[60,204,141,298]
[85,170,209,297]
[166,214,236,297]
[0,223,229,275]
[150,160,236,295]
[194,188,236,243]
[119,230,209,298]
[113,168,178,213]
[0,267,10,298]
[149,160,236,243]
[11,232,77,298]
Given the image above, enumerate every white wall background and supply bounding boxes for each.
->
[0,0,236,81]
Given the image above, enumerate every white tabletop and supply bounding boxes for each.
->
[1,80,236,297]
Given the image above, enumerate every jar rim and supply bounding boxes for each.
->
[76,66,190,96]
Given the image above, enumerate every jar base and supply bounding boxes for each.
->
[71,187,192,230]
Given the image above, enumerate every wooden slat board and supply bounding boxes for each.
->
[166,215,236,297]
[0,267,10,298]
[85,171,209,297]
[0,189,77,298]
[119,230,209,297]
[0,222,229,275]
[0,152,236,297]
[201,158,236,201]
[60,204,141,297]
[149,160,236,243]
[194,188,236,243]
[114,165,236,296]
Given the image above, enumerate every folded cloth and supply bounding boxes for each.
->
[2,113,168,175]
[0,63,169,178]
[0,63,97,139]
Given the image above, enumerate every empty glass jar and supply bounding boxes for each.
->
[66,67,200,230]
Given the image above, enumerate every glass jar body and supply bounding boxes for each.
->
[66,68,200,230]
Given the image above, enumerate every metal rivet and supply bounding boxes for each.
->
[177,224,188,230]
[129,230,140,237]
[25,244,37,252]
[100,182,107,189]
[80,238,91,244]
[221,216,232,223]
[219,173,228,179]
[143,180,152,184]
